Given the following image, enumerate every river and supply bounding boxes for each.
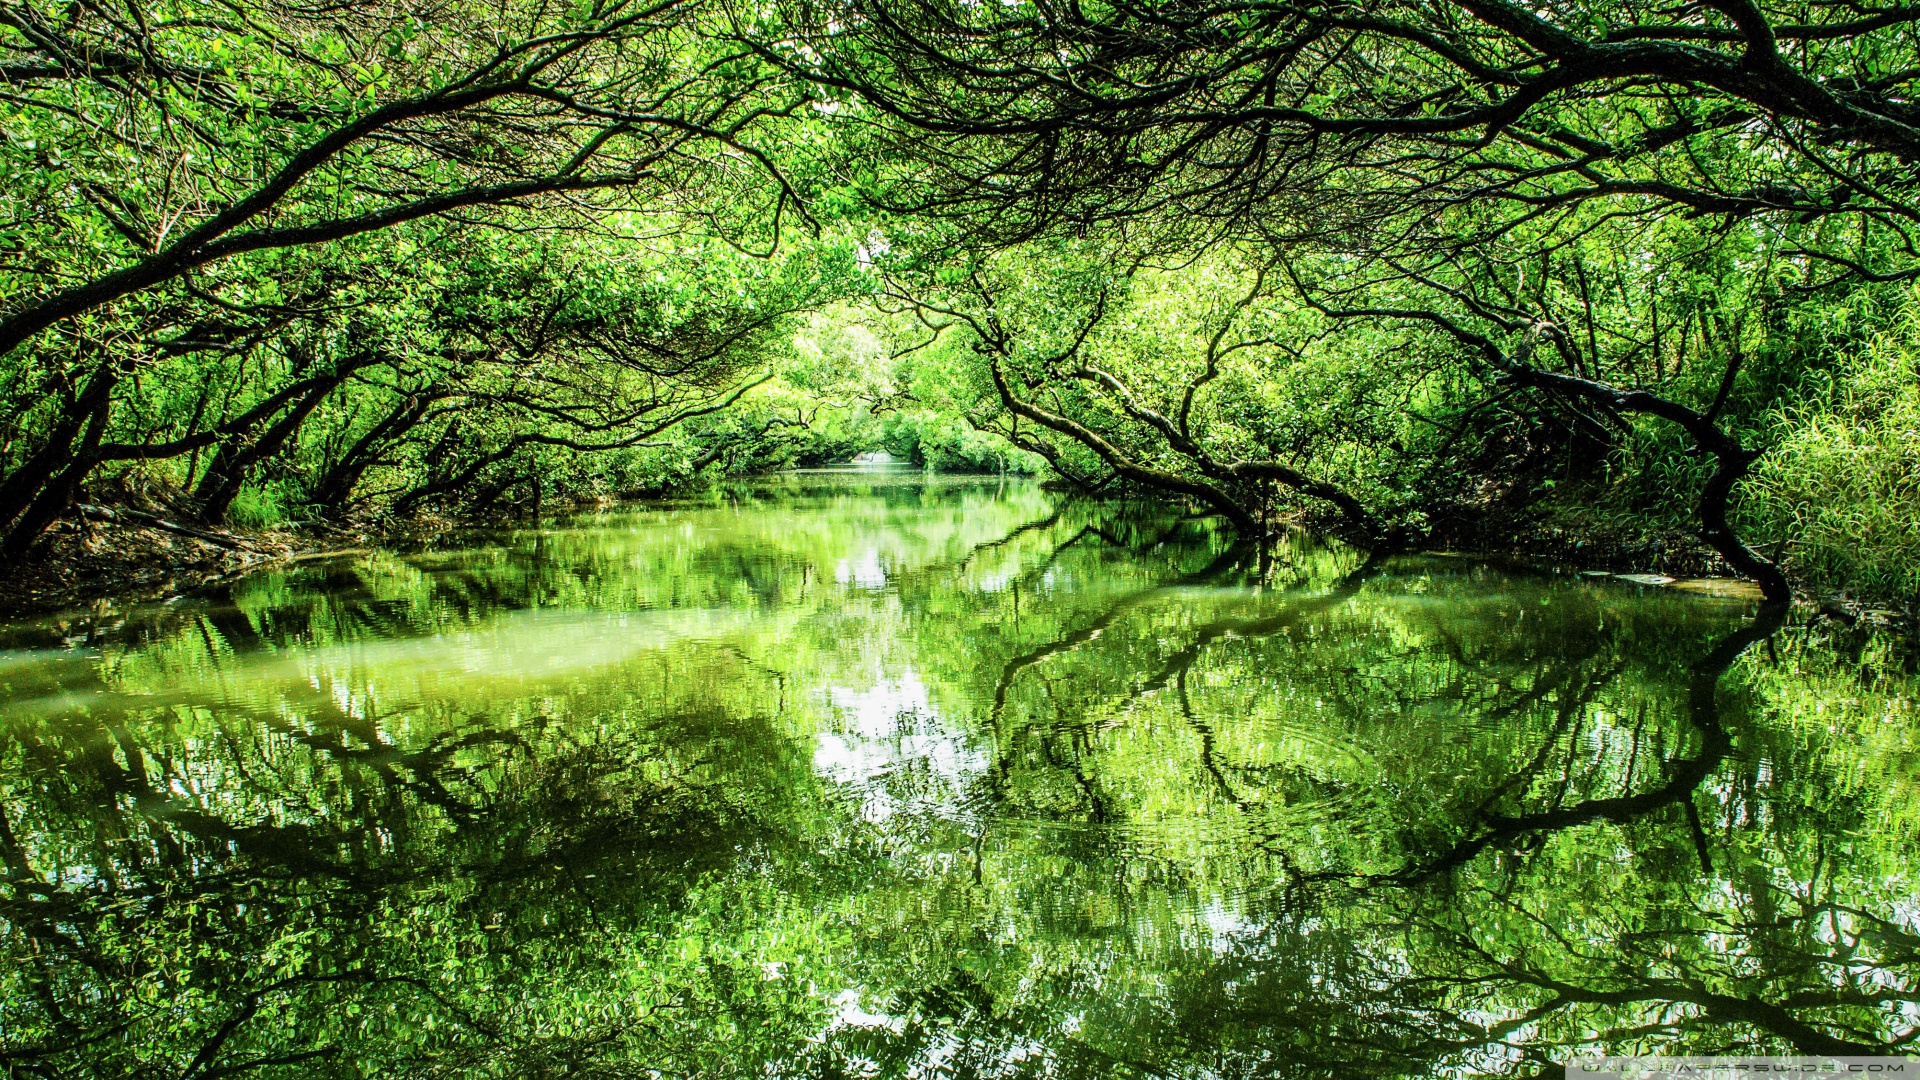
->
[1,468,1915,1077]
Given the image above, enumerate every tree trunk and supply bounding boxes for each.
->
[309,392,437,513]
[1,373,117,564]
[0,364,118,535]
[1507,366,1791,603]
[195,378,340,524]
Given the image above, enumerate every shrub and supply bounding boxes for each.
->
[1746,295,1920,602]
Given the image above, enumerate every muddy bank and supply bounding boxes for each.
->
[0,508,379,616]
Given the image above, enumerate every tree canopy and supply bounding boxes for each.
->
[3,0,1920,600]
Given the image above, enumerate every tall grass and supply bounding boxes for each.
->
[1745,295,1920,603]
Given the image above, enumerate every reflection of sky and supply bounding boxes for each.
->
[812,671,986,820]
[829,987,902,1032]
[972,568,1013,593]
[834,548,889,589]
[1199,901,1254,955]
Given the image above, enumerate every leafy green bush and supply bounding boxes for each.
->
[224,482,297,530]
[1746,294,1920,601]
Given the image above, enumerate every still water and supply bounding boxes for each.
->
[1,469,1916,1077]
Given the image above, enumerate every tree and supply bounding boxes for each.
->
[762,0,1920,598]
[874,245,1403,548]
[0,0,814,555]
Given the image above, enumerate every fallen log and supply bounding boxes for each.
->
[72,503,270,553]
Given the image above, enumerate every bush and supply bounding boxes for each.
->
[1746,295,1920,602]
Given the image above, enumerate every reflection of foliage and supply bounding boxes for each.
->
[0,479,1916,1076]
[0,636,844,1075]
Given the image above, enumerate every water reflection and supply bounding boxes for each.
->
[0,472,1915,1078]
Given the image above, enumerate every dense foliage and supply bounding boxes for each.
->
[3,0,1918,598]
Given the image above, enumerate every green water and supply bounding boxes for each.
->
[2,469,1916,1078]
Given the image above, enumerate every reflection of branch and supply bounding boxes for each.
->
[1478,947,1897,1056]
[1136,551,1384,703]
[984,537,1255,790]
[953,510,1064,573]
[1461,658,1628,821]
[972,530,1257,822]
[1365,603,1788,886]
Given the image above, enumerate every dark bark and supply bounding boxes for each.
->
[989,359,1399,549]
[0,0,728,367]
[760,0,1920,342]
[984,419,1115,493]
[1065,361,1396,545]
[194,377,343,524]
[0,48,646,364]
[1504,365,1791,603]
[72,504,260,551]
[0,363,118,533]
[308,391,443,513]
[1,370,118,564]
[1299,292,1792,600]
[390,376,769,515]
[989,357,1263,533]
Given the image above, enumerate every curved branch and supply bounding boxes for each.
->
[988,357,1261,531]
[1502,357,1790,602]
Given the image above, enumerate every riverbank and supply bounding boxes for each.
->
[3,491,1911,624]
[1420,507,1914,625]
[0,506,379,615]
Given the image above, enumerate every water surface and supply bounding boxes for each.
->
[2,469,1916,1077]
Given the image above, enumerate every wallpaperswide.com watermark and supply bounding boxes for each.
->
[1570,1058,1918,1079]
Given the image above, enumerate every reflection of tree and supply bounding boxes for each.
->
[2,491,1916,1078]
[1421,608,1781,878]
[977,531,1261,826]
[905,549,1917,1074]
[1316,602,1917,1068]
[0,643,829,1076]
